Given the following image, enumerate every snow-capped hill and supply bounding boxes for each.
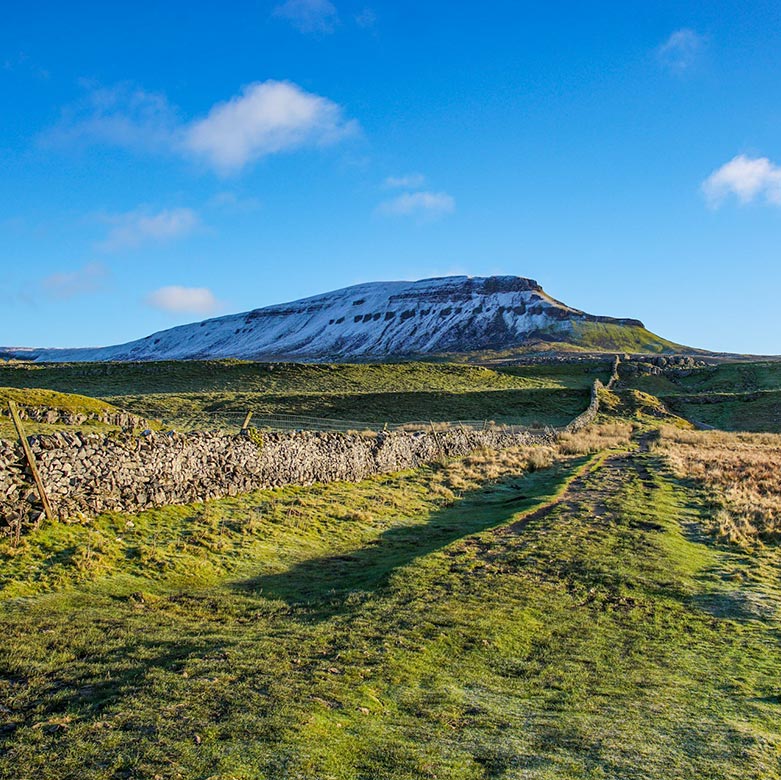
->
[3,275,675,363]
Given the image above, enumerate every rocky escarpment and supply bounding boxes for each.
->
[0,426,556,535]
[2,275,678,362]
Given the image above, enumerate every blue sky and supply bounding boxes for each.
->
[1,0,780,354]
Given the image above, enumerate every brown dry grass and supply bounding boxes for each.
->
[557,421,634,455]
[431,423,633,497]
[657,426,781,546]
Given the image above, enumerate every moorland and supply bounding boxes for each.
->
[0,355,780,779]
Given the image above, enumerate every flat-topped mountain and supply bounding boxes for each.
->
[3,275,685,362]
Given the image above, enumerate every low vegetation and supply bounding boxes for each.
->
[0,360,607,398]
[106,387,590,429]
[0,360,611,431]
[567,320,685,353]
[2,420,780,778]
[0,387,128,439]
[557,420,633,454]
[657,426,781,546]
[451,321,684,359]
[1,357,780,777]
[623,360,781,432]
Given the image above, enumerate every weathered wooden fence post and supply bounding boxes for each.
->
[7,401,55,523]
[241,410,253,432]
[429,420,444,460]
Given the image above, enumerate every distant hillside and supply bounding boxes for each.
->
[2,275,687,362]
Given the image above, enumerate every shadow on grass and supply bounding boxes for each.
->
[234,459,583,620]
[248,388,591,426]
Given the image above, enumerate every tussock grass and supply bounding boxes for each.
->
[558,421,633,454]
[658,426,781,545]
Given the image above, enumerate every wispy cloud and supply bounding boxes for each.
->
[376,191,455,220]
[272,0,339,34]
[40,262,108,299]
[146,285,221,314]
[43,81,179,152]
[3,51,50,80]
[355,7,377,28]
[657,28,706,73]
[184,81,358,175]
[97,207,199,251]
[43,79,358,176]
[702,155,781,207]
[383,173,426,189]
[208,191,262,213]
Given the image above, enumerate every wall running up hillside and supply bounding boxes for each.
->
[563,357,618,433]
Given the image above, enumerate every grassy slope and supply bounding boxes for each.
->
[108,388,590,428]
[0,361,602,397]
[670,391,781,433]
[628,362,781,395]
[566,321,685,353]
[0,388,124,439]
[0,361,610,429]
[624,362,781,432]
[1,441,779,778]
[452,322,686,361]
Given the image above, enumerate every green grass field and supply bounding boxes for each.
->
[0,360,611,431]
[106,387,589,428]
[0,360,608,397]
[3,357,780,434]
[622,361,781,432]
[1,436,780,778]
[1,358,780,777]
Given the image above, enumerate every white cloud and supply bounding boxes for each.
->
[384,173,426,189]
[44,80,358,176]
[184,81,357,175]
[273,0,339,34]
[40,262,108,299]
[702,155,781,207]
[657,29,706,73]
[376,190,455,220]
[98,207,199,251]
[146,285,221,314]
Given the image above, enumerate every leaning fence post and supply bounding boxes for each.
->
[429,420,444,459]
[7,401,55,523]
[240,410,253,432]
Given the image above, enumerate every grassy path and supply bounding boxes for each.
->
[1,445,780,778]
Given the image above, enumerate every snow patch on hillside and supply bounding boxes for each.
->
[5,276,643,363]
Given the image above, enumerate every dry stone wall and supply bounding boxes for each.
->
[562,357,618,434]
[2,359,622,534]
[1,426,556,533]
[0,405,146,429]
[564,380,602,433]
